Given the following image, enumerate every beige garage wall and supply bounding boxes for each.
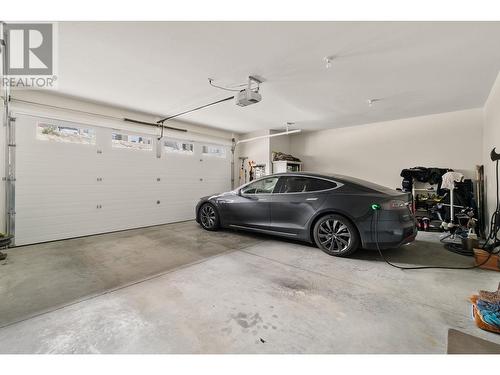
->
[290,108,484,190]
[237,130,271,174]
[234,129,295,186]
[483,72,500,229]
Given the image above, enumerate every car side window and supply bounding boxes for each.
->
[307,178,337,191]
[241,177,279,195]
[278,177,337,193]
[278,176,308,193]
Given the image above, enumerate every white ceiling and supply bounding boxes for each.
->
[56,22,500,133]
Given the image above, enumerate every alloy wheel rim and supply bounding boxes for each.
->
[200,205,216,228]
[318,218,351,253]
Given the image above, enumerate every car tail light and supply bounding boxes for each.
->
[381,199,408,210]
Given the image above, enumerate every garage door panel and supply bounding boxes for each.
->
[16,196,102,210]
[16,212,100,244]
[13,114,231,245]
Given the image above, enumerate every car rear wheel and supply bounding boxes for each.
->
[198,203,220,231]
[313,214,360,257]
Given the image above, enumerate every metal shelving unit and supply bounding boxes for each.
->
[411,179,446,231]
[272,160,302,173]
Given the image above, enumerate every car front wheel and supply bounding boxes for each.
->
[198,203,220,231]
[313,214,360,257]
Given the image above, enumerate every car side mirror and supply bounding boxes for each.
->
[239,190,256,199]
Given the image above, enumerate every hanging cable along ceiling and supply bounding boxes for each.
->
[125,76,262,139]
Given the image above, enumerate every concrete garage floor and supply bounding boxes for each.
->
[0,221,499,353]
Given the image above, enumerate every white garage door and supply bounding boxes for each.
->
[14,114,231,245]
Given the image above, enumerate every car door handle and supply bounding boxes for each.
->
[306,197,318,201]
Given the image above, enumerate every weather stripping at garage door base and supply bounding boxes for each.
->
[229,225,298,237]
[9,219,195,248]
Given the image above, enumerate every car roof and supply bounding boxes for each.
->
[267,171,346,181]
[265,172,399,195]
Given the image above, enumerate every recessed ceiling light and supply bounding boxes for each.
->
[367,98,381,107]
[324,56,334,69]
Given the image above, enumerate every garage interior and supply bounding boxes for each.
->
[1,21,500,354]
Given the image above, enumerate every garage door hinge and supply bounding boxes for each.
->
[8,210,16,215]
[7,143,16,147]
[2,177,16,181]
[9,116,16,122]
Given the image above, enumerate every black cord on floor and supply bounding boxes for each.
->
[439,233,474,257]
[443,242,474,256]
[373,210,495,270]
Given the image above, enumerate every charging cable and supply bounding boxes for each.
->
[372,207,497,270]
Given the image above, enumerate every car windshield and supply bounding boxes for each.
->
[241,177,279,194]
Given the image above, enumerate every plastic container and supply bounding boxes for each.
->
[462,237,479,252]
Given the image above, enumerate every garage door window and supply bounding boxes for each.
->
[202,144,226,158]
[164,139,194,154]
[36,123,96,145]
[111,132,152,150]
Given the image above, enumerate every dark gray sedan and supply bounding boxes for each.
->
[196,172,416,257]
